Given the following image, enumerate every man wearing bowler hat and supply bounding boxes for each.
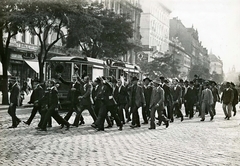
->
[149,78,169,129]
[129,76,146,128]
[142,77,152,124]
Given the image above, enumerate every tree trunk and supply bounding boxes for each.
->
[1,63,9,105]
[39,61,44,83]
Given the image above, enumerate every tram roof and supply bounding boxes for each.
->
[49,56,87,62]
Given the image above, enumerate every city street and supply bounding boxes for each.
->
[0,100,240,166]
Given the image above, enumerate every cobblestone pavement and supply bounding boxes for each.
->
[0,103,240,166]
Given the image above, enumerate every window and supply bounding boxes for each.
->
[30,34,35,44]
[22,31,26,42]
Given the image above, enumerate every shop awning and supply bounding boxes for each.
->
[24,60,39,73]
[0,62,11,76]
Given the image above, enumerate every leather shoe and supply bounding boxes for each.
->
[227,117,230,120]
[91,123,97,128]
[95,128,104,131]
[23,121,30,126]
[141,122,148,124]
[126,119,131,123]
[79,121,85,125]
[181,116,184,122]
[66,123,70,130]
[118,124,123,131]
[60,124,64,129]
[233,111,236,116]
[105,125,113,128]
[148,127,155,130]
[200,118,205,121]
[224,116,228,119]
[210,116,214,121]
[40,128,47,131]
[8,126,17,129]
[165,120,169,128]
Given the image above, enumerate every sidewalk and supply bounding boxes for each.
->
[0,91,32,110]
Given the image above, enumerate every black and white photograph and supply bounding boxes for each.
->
[0,0,239,165]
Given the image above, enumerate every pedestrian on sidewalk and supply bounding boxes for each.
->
[8,77,21,128]
[221,82,234,120]
[200,82,214,121]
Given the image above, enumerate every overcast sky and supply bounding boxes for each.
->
[163,0,240,73]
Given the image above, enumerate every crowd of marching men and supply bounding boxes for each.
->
[7,73,239,131]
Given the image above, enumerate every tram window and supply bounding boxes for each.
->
[82,65,87,79]
[109,68,117,78]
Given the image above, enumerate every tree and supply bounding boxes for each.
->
[67,3,134,59]
[211,71,224,83]
[188,64,211,81]
[139,53,180,79]
[0,0,24,104]
[19,0,88,82]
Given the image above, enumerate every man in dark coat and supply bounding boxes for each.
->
[38,80,70,131]
[58,74,84,127]
[8,78,21,128]
[142,77,152,124]
[221,82,234,120]
[160,77,173,122]
[77,76,97,124]
[23,83,45,125]
[172,79,184,122]
[116,79,128,124]
[184,81,197,119]
[210,82,220,115]
[129,76,146,128]
[92,77,102,116]
[230,82,239,116]
[92,77,123,131]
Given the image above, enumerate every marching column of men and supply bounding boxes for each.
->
[7,74,239,131]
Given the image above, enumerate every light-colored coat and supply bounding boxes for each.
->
[150,86,165,109]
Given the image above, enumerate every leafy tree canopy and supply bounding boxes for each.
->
[66,3,134,59]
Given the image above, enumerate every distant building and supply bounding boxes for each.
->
[169,37,191,80]
[209,53,223,75]
[99,0,142,65]
[140,0,171,62]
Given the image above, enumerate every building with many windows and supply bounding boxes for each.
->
[140,0,171,62]
[209,53,223,75]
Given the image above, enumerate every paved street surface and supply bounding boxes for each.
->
[0,99,240,166]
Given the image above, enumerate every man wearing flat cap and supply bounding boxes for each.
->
[129,76,146,128]
[142,77,152,124]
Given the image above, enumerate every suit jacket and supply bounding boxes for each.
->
[59,76,82,104]
[29,85,44,103]
[172,85,182,102]
[232,87,239,105]
[10,82,20,105]
[150,86,164,109]
[129,84,146,108]
[211,87,220,102]
[97,82,117,106]
[184,87,197,104]
[221,88,234,105]
[92,84,102,102]
[162,83,173,106]
[143,85,153,106]
[201,88,213,105]
[116,85,128,105]
[79,83,92,106]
